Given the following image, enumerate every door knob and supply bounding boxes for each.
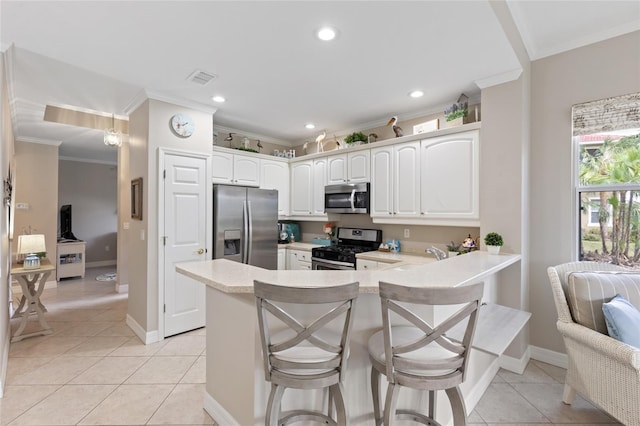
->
[197,248,205,255]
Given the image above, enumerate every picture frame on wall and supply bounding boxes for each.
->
[131,177,143,220]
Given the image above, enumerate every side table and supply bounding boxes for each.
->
[11,259,55,342]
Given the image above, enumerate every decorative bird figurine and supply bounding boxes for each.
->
[224,132,235,141]
[256,140,263,152]
[315,131,326,153]
[303,140,310,154]
[387,116,403,137]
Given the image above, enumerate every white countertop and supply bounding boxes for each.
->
[277,242,320,251]
[177,251,521,295]
[356,250,436,265]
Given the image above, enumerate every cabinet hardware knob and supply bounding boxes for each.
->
[197,248,205,254]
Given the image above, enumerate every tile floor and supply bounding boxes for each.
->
[1,267,622,425]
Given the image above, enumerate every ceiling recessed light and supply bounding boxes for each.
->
[409,90,424,98]
[305,123,316,129]
[212,95,226,103]
[317,27,337,41]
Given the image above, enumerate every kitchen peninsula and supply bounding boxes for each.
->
[176,251,527,426]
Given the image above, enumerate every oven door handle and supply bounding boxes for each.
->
[349,189,356,211]
[312,257,355,269]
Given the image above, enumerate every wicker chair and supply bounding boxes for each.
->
[547,261,640,426]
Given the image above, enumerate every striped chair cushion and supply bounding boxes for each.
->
[566,271,640,333]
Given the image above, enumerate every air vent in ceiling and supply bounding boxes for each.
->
[187,70,217,86]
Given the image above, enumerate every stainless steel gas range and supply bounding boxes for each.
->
[311,227,382,270]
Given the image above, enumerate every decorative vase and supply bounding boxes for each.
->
[487,245,501,255]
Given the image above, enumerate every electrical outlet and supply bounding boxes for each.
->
[404,228,410,238]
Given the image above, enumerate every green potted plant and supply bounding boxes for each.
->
[484,232,504,254]
[446,241,460,258]
[343,131,368,146]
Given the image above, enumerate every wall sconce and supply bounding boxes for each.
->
[104,114,122,147]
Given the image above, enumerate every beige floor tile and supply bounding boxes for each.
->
[53,321,113,337]
[9,336,88,358]
[95,323,136,337]
[77,384,173,425]
[89,309,127,322]
[531,359,567,384]
[497,362,557,384]
[467,409,485,423]
[62,336,129,356]
[44,309,109,322]
[8,384,116,425]
[474,383,550,423]
[9,356,102,385]
[4,357,54,384]
[156,335,205,356]
[0,385,60,425]
[180,356,206,384]
[147,384,215,425]
[108,336,168,357]
[512,383,620,424]
[125,356,198,384]
[69,356,149,385]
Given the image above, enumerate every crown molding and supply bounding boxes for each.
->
[59,156,117,166]
[3,44,19,136]
[17,136,62,146]
[474,68,523,89]
[123,89,219,115]
[213,124,291,147]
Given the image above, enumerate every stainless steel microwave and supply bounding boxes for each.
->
[324,182,370,214]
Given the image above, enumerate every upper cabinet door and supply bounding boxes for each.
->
[290,161,313,215]
[347,150,370,183]
[327,154,347,185]
[212,151,234,184]
[394,142,421,217]
[233,155,261,186]
[370,147,394,217]
[420,130,479,219]
[261,159,290,216]
[312,158,328,215]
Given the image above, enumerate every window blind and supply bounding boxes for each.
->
[572,92,640,136]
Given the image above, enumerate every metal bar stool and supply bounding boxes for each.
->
[254,280,359,426]
[368,281,483,426]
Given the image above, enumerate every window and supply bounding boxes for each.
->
[573,92,640,268]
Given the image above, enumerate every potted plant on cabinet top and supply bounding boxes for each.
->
[484,232,504,254]
[343,131,368,146]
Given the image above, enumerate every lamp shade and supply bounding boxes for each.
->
[17,234,46,255]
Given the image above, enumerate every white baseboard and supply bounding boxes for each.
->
[530,345,568,369]
[115,283,128,293]
[500,346,531,374]
[86,260,117,268]
[126,314,159,344]
[204,391,240,426]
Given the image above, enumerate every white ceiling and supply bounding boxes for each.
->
[1,1,639,163]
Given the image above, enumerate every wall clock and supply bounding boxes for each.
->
[170,113,195,138]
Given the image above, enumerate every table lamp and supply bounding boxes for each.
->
[17,234,46,270]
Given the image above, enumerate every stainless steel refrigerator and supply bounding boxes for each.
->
[213,185,278,270]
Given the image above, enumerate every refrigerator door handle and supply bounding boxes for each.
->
[242,200,249,263]
[246,200,253,265]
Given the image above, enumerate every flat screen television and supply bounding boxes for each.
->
[60,204,77,240]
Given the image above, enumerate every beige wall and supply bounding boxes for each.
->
[13,142,58,272]
[117,138,130,293]
[529,31,640,353]
[128,99,213,335]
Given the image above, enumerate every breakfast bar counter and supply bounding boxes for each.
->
[176,251,525,425]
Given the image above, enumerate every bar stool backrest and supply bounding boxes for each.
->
[254,280,360,383]
[378,281,484,386]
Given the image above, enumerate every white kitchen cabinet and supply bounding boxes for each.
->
[287,249,312,270]
[327,151,370,184]
[289,159,327,218]
[277,247,286,270]
[420,130,479,220]
[261,159,289,216]
[211,149,260,186]
[371,142,421,218]
[357,259,379,270]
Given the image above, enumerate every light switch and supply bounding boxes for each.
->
[123,222,130,230]
[404,228,410,238]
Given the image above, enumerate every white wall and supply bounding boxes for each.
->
[58,159,117,265]
[529,31,640,353]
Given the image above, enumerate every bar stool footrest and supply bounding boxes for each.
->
[397,409,442,426]
[280,409,337,425]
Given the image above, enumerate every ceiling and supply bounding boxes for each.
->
[1,1,639,163]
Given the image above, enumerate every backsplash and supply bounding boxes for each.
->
[298,215,479,256]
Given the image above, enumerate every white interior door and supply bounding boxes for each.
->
[163,152,208,337]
